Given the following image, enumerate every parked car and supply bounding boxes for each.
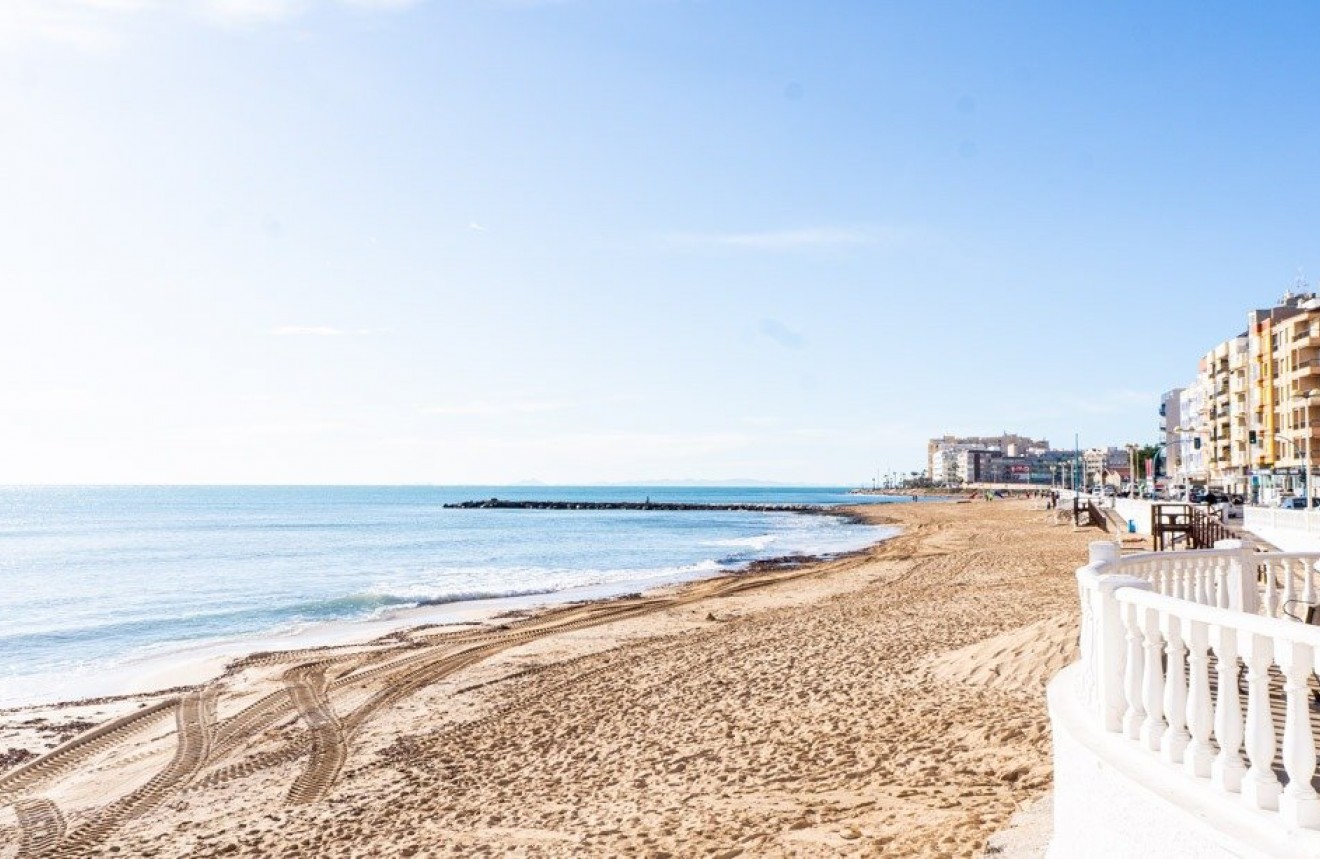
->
[1278,497,1317,510]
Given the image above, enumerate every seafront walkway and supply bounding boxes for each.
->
[1052,539,1320,857]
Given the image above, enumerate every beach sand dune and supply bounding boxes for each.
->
[0,498,1107,858]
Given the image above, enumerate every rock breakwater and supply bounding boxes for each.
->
[442,498,833,515]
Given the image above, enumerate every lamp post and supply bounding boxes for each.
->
[1125,443,1139,498]
[1275,433,1296,501]
[1168,426,1190,498]
[1305,389,1319,506]
[1074,433,1080,493]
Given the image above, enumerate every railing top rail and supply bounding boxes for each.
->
[1106,548,1320,566]
[1105,548,1240,566]
[1114,584,1320,646]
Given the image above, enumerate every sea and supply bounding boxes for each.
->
[0,485,909,708]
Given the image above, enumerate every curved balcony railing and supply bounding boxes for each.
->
[1076,541,1320,830]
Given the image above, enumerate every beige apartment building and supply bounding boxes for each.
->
[1191,292,1320,500]
[925,433,1050,483]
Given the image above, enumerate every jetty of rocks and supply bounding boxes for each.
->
[442,498,834,515]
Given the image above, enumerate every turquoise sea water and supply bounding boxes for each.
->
[0,486,905,707]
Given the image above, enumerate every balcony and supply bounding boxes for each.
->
[1292,359,1320,380]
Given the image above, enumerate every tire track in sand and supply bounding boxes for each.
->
[10,558,851,851]
[54,689,215,854]
[13,798,65,858]
[0,698,177,803]
[284,664,347,806]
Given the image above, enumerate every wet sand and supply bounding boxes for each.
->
[0,498,1116,858]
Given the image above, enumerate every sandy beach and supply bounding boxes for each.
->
[0,498,1124,858]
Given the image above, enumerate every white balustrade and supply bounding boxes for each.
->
[1077,540,1320,833]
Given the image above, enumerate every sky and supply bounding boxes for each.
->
[3,1,1320,485]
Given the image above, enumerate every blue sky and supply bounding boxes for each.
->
[1,1,1316,484]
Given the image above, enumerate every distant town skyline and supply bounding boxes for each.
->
[5,3,1320,484]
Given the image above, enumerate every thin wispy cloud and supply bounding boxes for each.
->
[387,430,751,458]
[175,420,350,444]
[0,0,424,50]
[1057,389,1156,417]
[0,388,96,413]
[198,0,312,27]
[667,225,914,252]
[421,400,568,417]
[267,325,386,336]
[341,0,421,9]
[269,325,344,336]
[0,1,146,52]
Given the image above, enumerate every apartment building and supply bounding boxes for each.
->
[1186,291,1320,500]
[1083,447,1131,488]
[1174,380,1208,486]
[925,433,1050,482]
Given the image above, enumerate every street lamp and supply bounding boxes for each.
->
[1304,389,1320,506]
[1168,426,1191,498]
[1125,443,1139,498]
[1275,432,1297,500]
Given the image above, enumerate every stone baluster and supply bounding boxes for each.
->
[1183,619,1214,777]
[1212,556,1228,608]
[1240,633,1282,810]
[1217,556,1230,606]
[1075,545,1112,715]
[1139,606,1167,751]
[1160,613,1190,763]
[1217,540,1256,616]
[1085,546,1148,735]
[1305,559,1318,611]
[1193,557,1209,606]
[1210,626,1245,792]
[1077,580,1096,708]
[1123,600,1146,739]
[1277,640,1320,827]
[1262,559,1278,618]
[1283,560,1297,618]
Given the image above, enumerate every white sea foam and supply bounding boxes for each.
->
[0,486,901,708]
[702,533,777,550]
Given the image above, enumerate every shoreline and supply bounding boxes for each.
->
[0,511,900,713]
[0,497,1099,857]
